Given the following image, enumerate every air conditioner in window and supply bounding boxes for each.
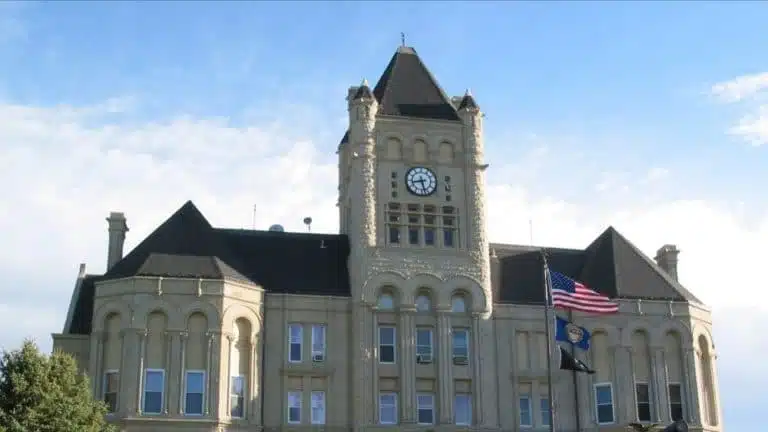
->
[453,355,468,365]
[312,353,325,363]
[416,354,433,364]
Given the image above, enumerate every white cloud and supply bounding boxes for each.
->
[711,72,768,103]
[0,98,764,420]
[711,72,768,146]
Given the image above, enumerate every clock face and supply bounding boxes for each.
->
[405,167,438,197]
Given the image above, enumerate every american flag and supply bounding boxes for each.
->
[548,270,619,314]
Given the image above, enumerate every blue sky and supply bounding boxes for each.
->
[1,1,766,429]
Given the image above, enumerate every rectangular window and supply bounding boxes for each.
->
[594,383,615,424]
[443,228,455,247]
[518,395,532,427]
[287,391,302,424]
[416,328,433,363]
[311,391,326,425]
[416,393,435,425]
[389,225,401,244]
[424,228,435,245]
[184,370,205,416]
[636,382,651,422]
[668,383,683,421]
[379,392,398,425]
[408,227,419,245]
[288,323,303,363]
[102,370,119,413]
[311,325,326,361]
[143,369,164,414]
[230,375,245,418]
[452,328,469,364]
[455,394,472,425]
[379,326,396,363]
[541,397,551,426]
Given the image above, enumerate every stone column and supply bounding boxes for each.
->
[470,313,483,425]
[651,346,669,422]
[92,331,105,397]
[88,331,101,395]
[706,349,722,426]
[204,331,215,416]
[352,301,374,428]
[249,334,259,425]
[178,332,188,415]
[615,346,634,424]
[225,333,235,419]
[398,307,416,423]
[163,331,172,414]
[136,329,148,415]
[116,329,128,416]
[436,308,454,424]
[683,348,700,425]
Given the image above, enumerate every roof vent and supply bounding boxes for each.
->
[268,224,285,232]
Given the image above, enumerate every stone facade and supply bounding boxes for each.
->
[52,56,722,432]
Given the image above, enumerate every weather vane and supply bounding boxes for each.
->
[400,32,406,46]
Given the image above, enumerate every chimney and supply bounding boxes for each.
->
[106,212,129,271]
[654,244,680,282]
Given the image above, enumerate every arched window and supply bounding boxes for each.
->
[631,330,652,422]
[451,295,466,313]
[413,139,428,162]
[438,141,454,164]
[415,294,431,312]
[230,318,252,419]
[101,313,122,414]
[387,138,402,160]
[378,293,395,310]
[664,331,685,422]
[184,312,208,416]
[143,311,169,415]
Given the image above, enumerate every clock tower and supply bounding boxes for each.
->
[338,45,498,429]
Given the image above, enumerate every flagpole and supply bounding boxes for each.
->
[541,250,557,432]
[568,308,582,432]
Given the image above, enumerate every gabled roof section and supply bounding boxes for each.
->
[104,200,243,280]
[494,227,703,306]
[135,253,251,283]
[581,227,702,303]
[372,46,460,121]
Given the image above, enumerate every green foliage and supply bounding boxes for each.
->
[0,339,116,432]
[627,423,661,432]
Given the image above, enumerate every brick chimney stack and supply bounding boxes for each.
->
[106,212,129,271]
[654,244,680,282]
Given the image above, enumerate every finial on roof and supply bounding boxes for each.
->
[465,88,472,96]
[361,78,369,87]
[401,32,406,47]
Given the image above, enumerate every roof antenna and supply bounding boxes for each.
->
[400,32,406,47]
[303,217,313,232]
[529,219,534,246]
[252,204,257,230]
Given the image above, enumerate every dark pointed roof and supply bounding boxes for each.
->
[64,201,352,334]
[458,90,479,111]
[353,79,374,100]
[371,46,460,121]
[493,227,702,306]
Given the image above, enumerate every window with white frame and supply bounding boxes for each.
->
[451,295,466,313]
[287,391,302,424]
[379,326,396,363]
[518,394,532,427]
[102,370,119,413]
[540,397,551,426]
[416,393,435,425]
[415,294,431,312]
[635,382,651,422]
[288,323,303,363]
[184,370,205,415]
[379,392,398,424]
[230,375,245,418]
[311,325,326,362]
[143,369,164,414]
[416,328,433,363]
[668,383,683,422]
[311,391,326,424]
[452,328,469,364]
[455,393,472,425]
[594,383,615,424]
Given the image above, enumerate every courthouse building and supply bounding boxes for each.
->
[52,45,721,432]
